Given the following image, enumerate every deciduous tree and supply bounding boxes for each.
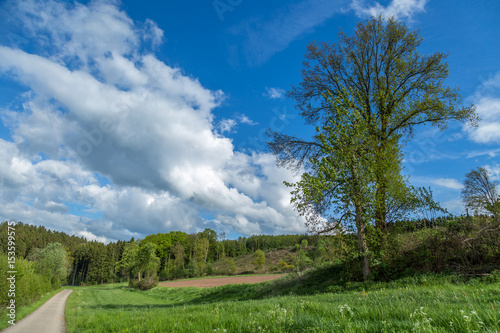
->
[268,16,477,233]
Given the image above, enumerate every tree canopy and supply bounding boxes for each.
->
[268,16,476,229]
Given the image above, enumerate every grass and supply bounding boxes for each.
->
[64,275,500,333]
[0,288,63,330]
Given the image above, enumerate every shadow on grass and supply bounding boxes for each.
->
[86,303,177,310]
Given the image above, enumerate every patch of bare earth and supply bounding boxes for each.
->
[158,274,285,288]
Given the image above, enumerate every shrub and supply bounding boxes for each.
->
[128,277,157,290]
[252,249,266,270]
[218,257,236,275]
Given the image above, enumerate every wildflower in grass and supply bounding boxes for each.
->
[267,304,291,325]
[410,307,432,332]
[460,310,471,323]
[459,308,486,332]
[338,304,354,319]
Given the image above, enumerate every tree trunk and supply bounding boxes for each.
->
[375,184,387,229]
[138,270,141,282]
[71,260,78,286]
[355,203,371,280]
[374,141,388,233]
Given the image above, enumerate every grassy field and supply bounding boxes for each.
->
[64,275,500,333]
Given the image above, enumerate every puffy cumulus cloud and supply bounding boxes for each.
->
[6,0,139,64]
[0,0,306,240]
[0,138,106,240]
[351,0,427,20]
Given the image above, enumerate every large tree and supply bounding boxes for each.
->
[268,16,477,232]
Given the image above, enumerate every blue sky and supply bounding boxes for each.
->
[0,0,499,242]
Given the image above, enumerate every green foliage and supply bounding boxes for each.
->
[28,242,69,288]
[135,241,160,281]
[0,253,52,307]
[217,257,236,275]
[0,222,88,259]
[371,216,500,280]
[193,237,210,273]
[128,277,157,291]
[114,241,159,286]
[412,186,449,222]
[115,242,139,280]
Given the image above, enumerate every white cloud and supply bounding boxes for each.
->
[0,0,306,240]
[143,18,164,49]
[431,178,463,190]
[466,148,500,159]
[238,114,257,125]
[485,164,500,181]
[264,87,286,99]
[465,97,500,144]
[218,118,238,134]
[411,176,463,191]
[217,114,257,134]
[465,72,500,144]
[351,0,427,20]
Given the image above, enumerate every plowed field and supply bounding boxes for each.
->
[158,274,285,288]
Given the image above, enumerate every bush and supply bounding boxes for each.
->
[370,216,500,280]
[252,249,266,270]
[217,258,236,275]
[128,277,157,290]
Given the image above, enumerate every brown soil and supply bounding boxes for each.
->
[158,274,285,288]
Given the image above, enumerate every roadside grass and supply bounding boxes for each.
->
[65,276,500,333]
[0,288,62,330]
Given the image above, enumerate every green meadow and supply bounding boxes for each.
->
[64,275,500,333]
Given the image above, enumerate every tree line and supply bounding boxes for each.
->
[0,222,330,291]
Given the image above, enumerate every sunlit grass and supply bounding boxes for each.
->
[64,278,500,332]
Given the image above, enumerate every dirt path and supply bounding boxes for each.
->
[2,289,73,333]
[159,274,285,288]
